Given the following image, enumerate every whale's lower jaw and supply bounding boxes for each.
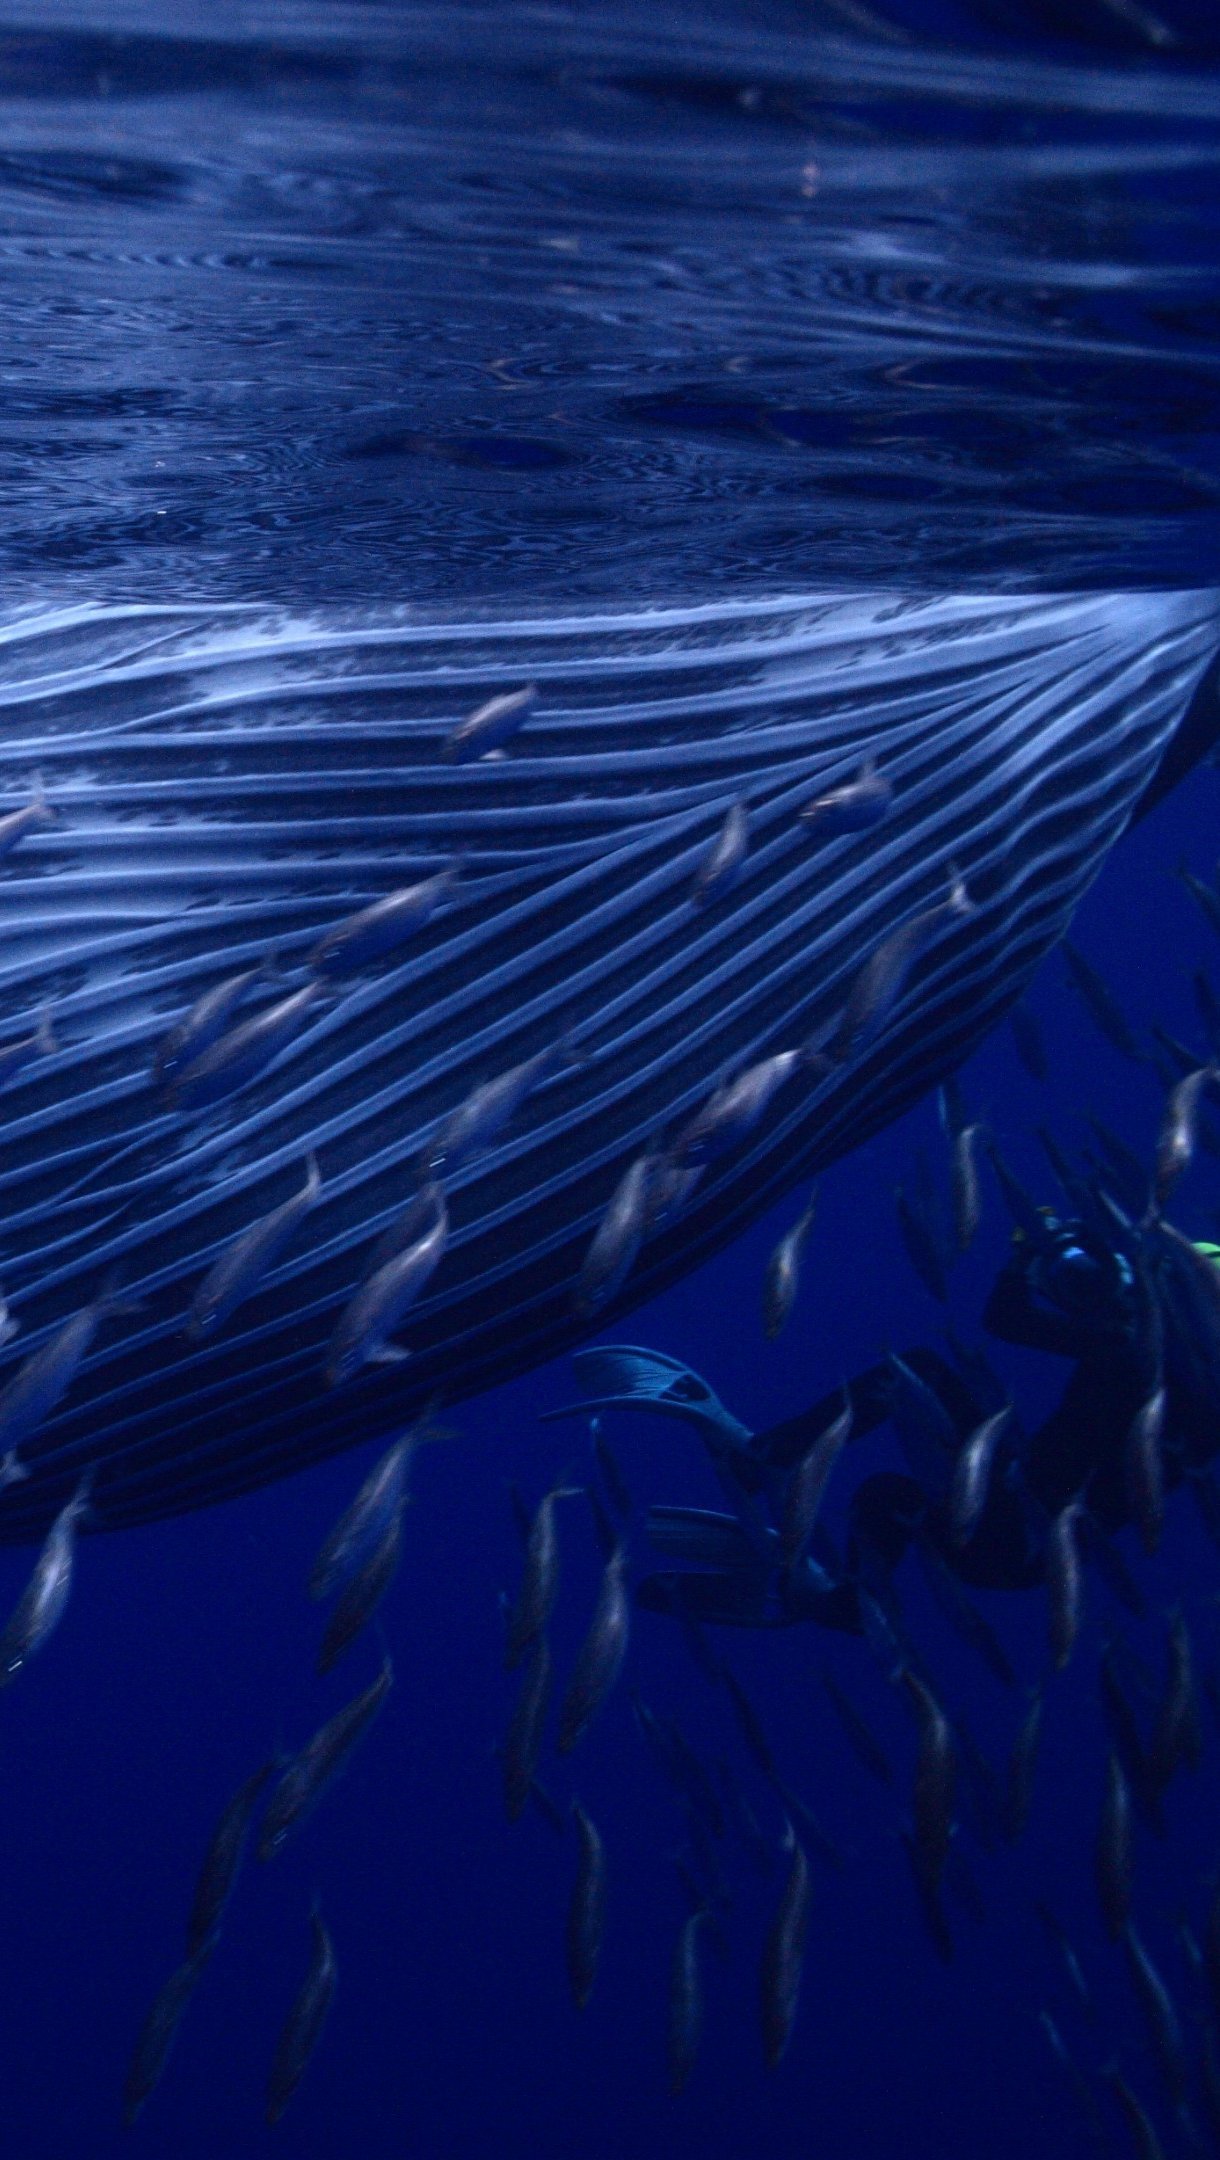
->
[0,588,1212,1538]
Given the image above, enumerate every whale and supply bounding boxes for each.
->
[0,587,1213,1535]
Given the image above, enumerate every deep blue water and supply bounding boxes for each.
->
[0,4,1218,2158]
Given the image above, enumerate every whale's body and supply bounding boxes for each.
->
[0,589,1212,1535]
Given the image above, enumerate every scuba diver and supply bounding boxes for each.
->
[553,1176,1220,1638]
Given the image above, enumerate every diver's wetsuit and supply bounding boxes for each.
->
[634,1208,1211,1629]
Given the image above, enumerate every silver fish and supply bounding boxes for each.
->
[830,874,974,1064]
[504,1482,581,1670]
[307,863,458,978]
[557,1544,630,1754]
[950,1120,985,1251]
[317,1506,402,1674]
[1153,1063,1216,1213]
[1046,1498,1084,1671]
[443,682,538,762]
[259,1658,392,1861]
[426,1038,575,1174]
[184,1153,322,1341]
[821,1669,892,1787]
[0,777,58,858]
[799,759,892,833]
[668,1908,709,2096]
[1096,1752,1132,1941]
[902,1669,955,1896]
[1062,941,1144,1062]
[1124,1925,1188,2113]
[122,1948,212,2127]
[1125,1387,1165,1556]
[363,1180,447,1279]
[266,1907,337,2126]
[310,1420,434,1600]
[503,1634,552,1824]
[1102,2066,1168,2160]
[0,1005,55,1090]
[691,799,748,908]
[575,1152,659,1317]
[762,1186,818,1341]
[1150,1609,1201,1792]
[673,1048,810,1168]
[949,1404,1014,1546]
[0,1473,92,1683]
[777,1393,851,1572]
[760,1824,811,2069]
[167,981,324,1109]
[152,965,267,1087]
[1003,1686,1043,1842]
[186,1760,276,1959]
[567,1802,607,2010]
[324,1198,449,1388]
[0,1282,138,1460]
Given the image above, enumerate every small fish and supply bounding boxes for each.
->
[186,1761,276,1959]
[1124,1925,1188,2113]
[0,1473,92,1684]
[259,1658,393,1861]
[799,759,892,834]
[152,965,267,1088]
[1010,1003,1048,1081]
[668,1908,709,2096]
[1038,2012,1106,2149]
[721,1666,777,1783]
[443,682,538,763]
[902,1827,952,1963]
[1152,1065,1216,1214]
[503,1634,552,1824]
[1035,1899,1094,2019]
[1046,1499,1084,1672]
[1175,861,1220,941]
[821,1668,893,1787]
[363,1181,447,1281]
[762,1186,818,1341]
[167,982,324,1109]
[1149,1609,1201,1793]
[642,1156,704,1234]
[310,1420,435,1600]
[307,864,457,978]
[1096,1753,1132,1941]
[896,1165,951,1303]
[566,1802,607,2010]
[317,1506,402,1674]
[672,1048,811,1168]
[575,1153,660,1317]
[1125,1388,1165,1557]
[777,1393,851,1572]
[691,800,748,908]
[324,1198,449,1387]
[556,1544,630,1754]
[0,775,58,858]
[185,1154,322,1341]
[760,1824,811,2068]
[949,1403,1013,1547]
[266,1907,337,2126]
[829,874,974,1065]
[1099,1639,1160,1834]
[1003,1686,1043,1843]
[504,1482,582,1670]
[0,1005,55,1090]
[426,1038,576,1174]
[886,1351,957,1494]
[901,1669,955,1897]
[1062,941,1144,1062]
[950,1121,985,1251]
[122,1949,211,2127]
[0,1280,138,1461]
[1102,2065,1168,2160]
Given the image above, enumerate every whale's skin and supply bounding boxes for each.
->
[0,589,1212,1537]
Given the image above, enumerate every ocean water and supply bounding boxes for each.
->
[0,4,1218,2157]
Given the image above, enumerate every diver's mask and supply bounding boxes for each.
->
[1024,1215,1135,1328]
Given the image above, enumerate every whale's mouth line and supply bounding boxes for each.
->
[0,586,1209,1536]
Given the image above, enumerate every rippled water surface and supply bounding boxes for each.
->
[0,0,1215,605]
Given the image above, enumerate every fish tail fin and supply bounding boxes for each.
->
[303,1150,323,1200]
[0,1449,27,1485]
[96,1264,146,1320]
[35,1006,57,1057]
[29,770,60,825]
